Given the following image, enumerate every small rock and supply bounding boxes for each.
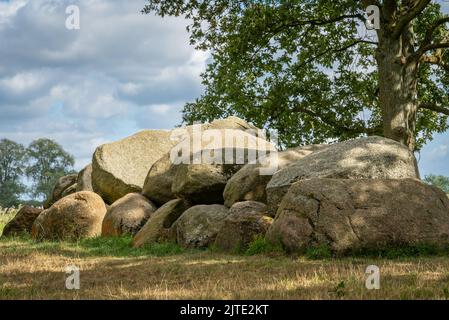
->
[214,201,273,252]
[132,199,191,247]
[2,206,43,237]
[172,204,229,248]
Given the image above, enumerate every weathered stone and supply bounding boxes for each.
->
[2,206,43,237]
[142,116,265,206]
[102,193,157,237]
[266,178,449,253]
[173,204,229,248]
[92,130,177,204]
[266,136,420,215]
[44,174,78,209]
[141,153,177,206]
[172,130,276,204]
[214,201,273,252]
[132,199,191,247]
[31,191,107,241]
[61,183,77,198]
[76,164,93,192]
[223,145,328,208]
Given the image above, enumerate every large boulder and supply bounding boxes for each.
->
[172,204,229,248]
[61,183,77,198]
[76,164,93,192]
[172,130,276,204]
[223,145,328,208]
[101,193,157,237]
[2,206,43,237]
[31,191,107,241]
[266,136,420,215]
[44,174,78,209]
[92,130,177,204]
[214,201,273,252]
[142,116,265,206]
[266,178,449,253]
[132,199,191,247]
[141,153,177,206]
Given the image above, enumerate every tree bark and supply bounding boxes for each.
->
[377,22,419,151]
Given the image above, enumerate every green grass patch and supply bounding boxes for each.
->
[244,235,284,256]
[348,243,449,259]
[304,245,333,260]
[0,235,190,258]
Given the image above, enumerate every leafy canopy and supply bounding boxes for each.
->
[143,0,449,149]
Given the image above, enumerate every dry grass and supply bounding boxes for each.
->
[1,212,449,300]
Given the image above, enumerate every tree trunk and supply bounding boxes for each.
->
[377,23,419,151]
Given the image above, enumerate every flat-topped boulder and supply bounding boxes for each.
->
[92,130,177,204]
[142,117,267,206]
[171,130,276,204]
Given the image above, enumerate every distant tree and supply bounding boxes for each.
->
[26,138,75,202]
[0,139,27,207]
[424,174,449,193]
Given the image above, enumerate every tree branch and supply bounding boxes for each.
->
[419,102,449,116]
[296,39,377,69]
[392,0,431,39]
[291,104,381,135]
[419,42,449,54]
[420,17,449,48]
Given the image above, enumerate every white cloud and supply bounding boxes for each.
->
[0,72,42,94]
[149,104,171,115]
[0,0,208,170]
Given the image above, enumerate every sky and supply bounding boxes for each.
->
[0,0,448,177]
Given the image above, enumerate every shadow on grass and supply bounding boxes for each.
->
[0,235,199,258]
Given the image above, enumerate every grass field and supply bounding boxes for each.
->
[2,211,449,300]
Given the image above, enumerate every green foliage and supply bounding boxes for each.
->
[144,1,449,149]
[0,139,27,207]
[305,245,333,260]
[424,174,449,193]
[244,235,283,256]
[25,138,75,202]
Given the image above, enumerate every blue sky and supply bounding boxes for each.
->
[0,0,448,176]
